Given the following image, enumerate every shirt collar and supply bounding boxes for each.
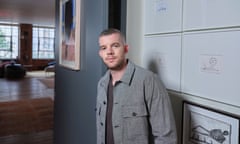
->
[119,60,135,85]
[100,60,136,87]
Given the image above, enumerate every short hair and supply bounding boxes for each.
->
[99,28,126,44]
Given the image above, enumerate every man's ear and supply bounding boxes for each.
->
[124,45,129,53]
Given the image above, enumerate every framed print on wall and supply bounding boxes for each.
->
[182,101,239,144]
[59,0,81,70]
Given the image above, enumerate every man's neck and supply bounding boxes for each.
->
[110,60,128,85]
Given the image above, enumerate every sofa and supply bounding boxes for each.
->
[4,63,26,79]
[0,61,12,78]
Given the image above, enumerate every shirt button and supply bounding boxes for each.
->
[103,101,106,105]
[100,122,103,126]
[132,112,137,116]
[114,125,120,128]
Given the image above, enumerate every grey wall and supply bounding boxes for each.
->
[54,0,107,144]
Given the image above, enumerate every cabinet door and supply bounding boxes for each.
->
[144,0,182,34]
[143,34,181,91]
[183,0,240,31]
[181,30,240,107]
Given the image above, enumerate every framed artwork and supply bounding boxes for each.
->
[182,101,239,144]
[59,0,81,70]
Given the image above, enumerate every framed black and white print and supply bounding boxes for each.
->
[182,101,239,144]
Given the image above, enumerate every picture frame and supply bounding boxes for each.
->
[59,0,81,70]
[182,101,239,144]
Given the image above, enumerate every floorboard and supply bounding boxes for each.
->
[0,72,54,144]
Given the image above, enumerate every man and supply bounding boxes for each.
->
[96,28,177,144]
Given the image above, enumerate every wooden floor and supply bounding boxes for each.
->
[0,71,54,144]
[0,72,54,102]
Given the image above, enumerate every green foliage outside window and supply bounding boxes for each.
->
[0,30,8,50]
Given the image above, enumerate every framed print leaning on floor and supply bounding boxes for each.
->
[59,0,81,70]
[182,101,239,144]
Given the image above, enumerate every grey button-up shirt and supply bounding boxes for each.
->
[96,60,177,144]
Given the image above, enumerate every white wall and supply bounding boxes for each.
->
[127,0,240,143]
[126,0,144,66]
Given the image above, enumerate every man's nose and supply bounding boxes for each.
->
[107,47,114,54]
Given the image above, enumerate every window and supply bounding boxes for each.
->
[0,24,19,59]
[32,26,55,59]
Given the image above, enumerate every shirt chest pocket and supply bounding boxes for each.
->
[122,104,149,141]
[122,104,148,118]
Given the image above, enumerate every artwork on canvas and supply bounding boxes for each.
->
[59,0,81,70]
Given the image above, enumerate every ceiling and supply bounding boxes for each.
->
[0,0,55,26]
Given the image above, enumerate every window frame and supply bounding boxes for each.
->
[32,26,55,60]
[0,23,19,60]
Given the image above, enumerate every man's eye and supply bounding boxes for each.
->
[113,43,120,48]
[100,47,106,50]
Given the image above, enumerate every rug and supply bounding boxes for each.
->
[0,98,53,137]
[26,71,54,78]
[38,78,54,89]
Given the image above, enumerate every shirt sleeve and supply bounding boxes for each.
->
[144,74,178,144]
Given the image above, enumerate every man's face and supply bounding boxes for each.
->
[98,33,128,70]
